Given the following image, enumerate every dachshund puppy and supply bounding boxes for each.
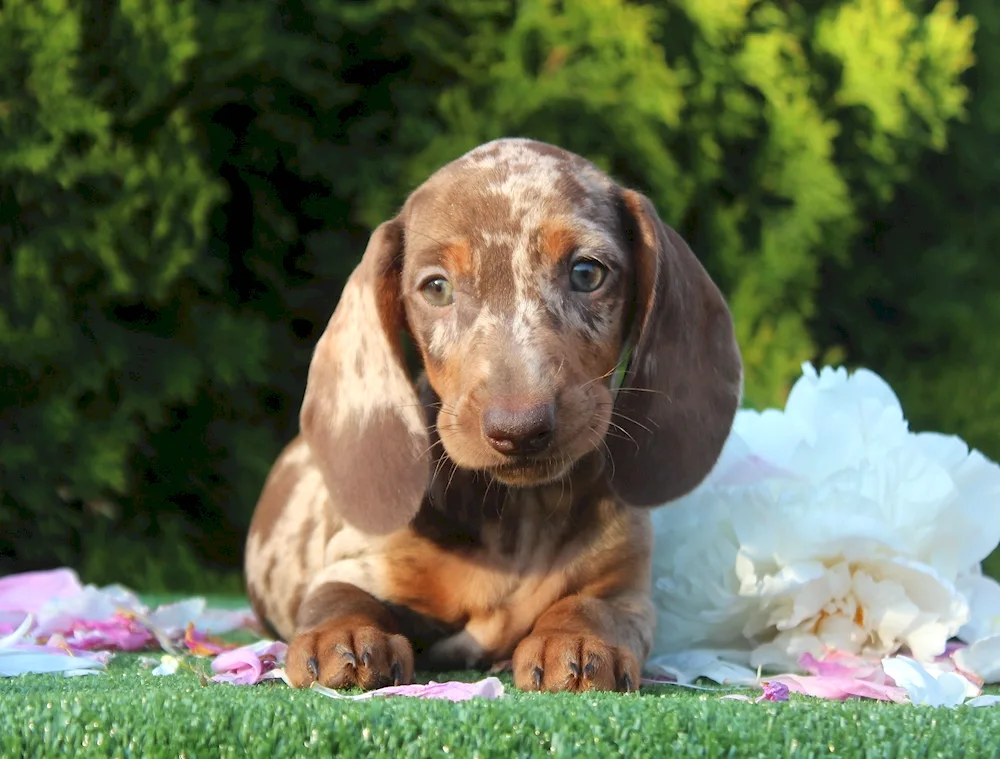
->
[244,138,742,693]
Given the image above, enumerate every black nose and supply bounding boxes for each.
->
[482,401,556,456]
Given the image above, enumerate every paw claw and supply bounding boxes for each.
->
[513,634,640,694]
[336,645,357,667]
[289,624,414,691]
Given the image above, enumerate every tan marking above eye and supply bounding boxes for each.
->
[538,221,578,265]
[441,241,473,278]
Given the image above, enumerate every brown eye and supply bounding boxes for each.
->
[569,259,607,293]
[420,276,454,307]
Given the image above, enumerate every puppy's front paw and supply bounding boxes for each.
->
[512,633,639,693]
[286,620,414,690]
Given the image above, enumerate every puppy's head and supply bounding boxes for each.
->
[301,139,742,534]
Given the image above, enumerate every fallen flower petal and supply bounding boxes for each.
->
[0,646,106,677]
[645,650,759,686]
[184,623,234,657]
[639,675,727,692]
[0,614,34,650]
[766,673,909,703]
[63,613,154,651]
[0,569,83,614]
[757,681,790,702]
[211,640,287,685]
[194,607,257,636]
[152,655,181,676]
[965,694,1000,707]
[954,634,1000,683]
[145,599,206,642]
[882,655,974,708]
[310,677,505,702]
[799,651,886,682]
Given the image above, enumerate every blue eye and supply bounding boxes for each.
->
[420,277,454,307]
[569,259,608,292]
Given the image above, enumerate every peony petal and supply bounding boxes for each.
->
[0,614,34,650]
[957,571,1000,643]
[798,651,886,682]
[758,681,790,702]
[33,585,136,638]
[0,569,83,614]
[310,677,505,702]
[881,656,973,707]
[0,646,106,677]
[954,634,1000,684]
[766,673,908,703]
[146,599,206,639]
[645,650,759,686]
[195,607,257,636]
[211,640,287,685]
[966,694,1000,708]
[152,655,181,676]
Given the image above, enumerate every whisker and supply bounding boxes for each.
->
[430,450,451,489]
[444,460,460,500]
[611,410,657,433]
[416,437,446,461]
[579,365,617,390]
[586,426,616,482]
[614,387,669,397]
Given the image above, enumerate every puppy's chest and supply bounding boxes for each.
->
[380,515,594,667]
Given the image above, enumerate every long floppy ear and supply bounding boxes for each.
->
[608,189,743,507]
[299,219,430,534]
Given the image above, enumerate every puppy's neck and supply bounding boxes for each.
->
[415,450,610,552]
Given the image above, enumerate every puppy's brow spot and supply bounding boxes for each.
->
[538,221,577,265]
[441,240,473,278]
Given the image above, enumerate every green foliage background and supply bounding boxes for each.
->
[0,0,996,588]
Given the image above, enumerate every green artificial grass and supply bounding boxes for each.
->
[3,600,1000,758]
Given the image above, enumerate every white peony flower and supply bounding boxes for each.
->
[649,363,1000,679]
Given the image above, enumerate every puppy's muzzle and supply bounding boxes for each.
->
[481,400,556,456]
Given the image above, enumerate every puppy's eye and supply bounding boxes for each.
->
[420,276,454,307]
[569,259,608,293]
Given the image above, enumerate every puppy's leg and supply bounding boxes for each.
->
[512,593,653,694]
[286,582,415,690]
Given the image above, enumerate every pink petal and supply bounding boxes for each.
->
[768,673,909,703]
[211,640,287,685]
[0,569,83,614]
[184,625,233,656]
[942,640,968,658]
[371,679,505,702]
[62,614,154,652]
[758,681,790,702]
[798,651,885,681]
[311,677,506,702]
